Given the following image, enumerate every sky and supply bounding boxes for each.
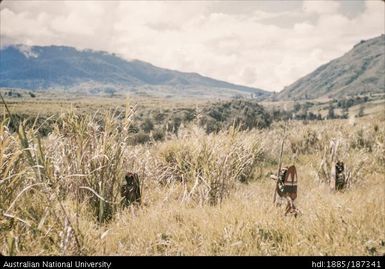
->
[0,0,384,92]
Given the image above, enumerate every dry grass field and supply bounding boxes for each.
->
[0,96,384,256]
[0,89,210,116]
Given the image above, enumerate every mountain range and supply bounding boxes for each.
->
[0,45,269,99]
[1,34,384,100]
[277,34,385,100]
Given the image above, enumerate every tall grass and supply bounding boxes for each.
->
[152,125,264,205]
[0,106,384,255]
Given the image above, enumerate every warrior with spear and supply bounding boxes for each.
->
[270,123,299,216]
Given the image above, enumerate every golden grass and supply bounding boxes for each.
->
[0,104,384,256]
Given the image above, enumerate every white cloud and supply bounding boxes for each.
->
[303,0,341,15]
[0,0,384,91]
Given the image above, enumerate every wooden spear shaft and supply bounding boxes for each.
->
[273,123,287,203]
[0,92,13,121]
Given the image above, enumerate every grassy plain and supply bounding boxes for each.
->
[0,92,384,256]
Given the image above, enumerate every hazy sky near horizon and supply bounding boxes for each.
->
[1,0,384,91]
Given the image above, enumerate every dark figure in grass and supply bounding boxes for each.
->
[271,165,299,216]
[121,172,141,207]
[334,161,346,191]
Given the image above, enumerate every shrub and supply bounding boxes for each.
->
[152,128,165,141]
[200,100,271,133]
[141,118,154,133]
[131,131,151,145]
[155,126,263,205]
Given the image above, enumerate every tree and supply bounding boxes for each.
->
[104,88,116,97]
[293,102,301,112]
[327,105,335,119]
[357,106,364,117]
[342,107,349,119]
[141,118,154,133]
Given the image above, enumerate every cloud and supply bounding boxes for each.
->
[303,0,341,15]
[0,0,384,91]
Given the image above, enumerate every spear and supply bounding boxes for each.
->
[273,123,287,203]
[0,92,13,123]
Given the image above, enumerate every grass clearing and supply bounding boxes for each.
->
[0,96,384,256]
